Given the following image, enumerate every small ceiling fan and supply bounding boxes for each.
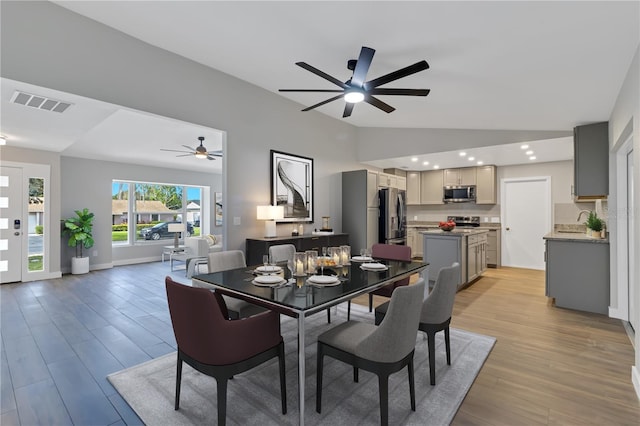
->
[160,136,222,161]
[279,46,430,118]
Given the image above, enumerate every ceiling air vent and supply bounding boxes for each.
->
[10,91,73,113]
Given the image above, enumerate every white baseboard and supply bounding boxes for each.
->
[609,306,627,320]
[61,262,114,274]
[20,270,62,282]
[112,256,161,266]
[632,366,640,401]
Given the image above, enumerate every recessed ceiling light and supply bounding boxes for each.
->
[477,161,483,165]
[422,161,429,165]
[411,157,418,162]
[529,156,537,160]
[526,150,534,155]
[468,157,475,161]
[521,144,529,149]
[433,165,440,169]
[459,152,466,156]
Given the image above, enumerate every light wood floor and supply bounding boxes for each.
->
[364,266,640,425]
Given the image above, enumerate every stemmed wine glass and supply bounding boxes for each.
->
[287,258,295,283]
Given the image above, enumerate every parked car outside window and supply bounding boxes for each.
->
[139,221,193,240]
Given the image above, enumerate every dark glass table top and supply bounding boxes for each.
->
[192,259,428,317]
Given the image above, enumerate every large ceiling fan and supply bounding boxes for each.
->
[279,46,430,118]
[160,136,222,161]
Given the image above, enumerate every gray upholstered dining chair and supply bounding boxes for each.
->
[316,279,425,426]
[192,250,267,320]
[166,277,286,426]
[375,262,460,385]
[268,244,296,265]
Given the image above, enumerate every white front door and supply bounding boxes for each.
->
[0,166,24,283]
[501,177,551,270]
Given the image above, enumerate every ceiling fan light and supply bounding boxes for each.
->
[195,152,207,159]
[344,90,364,103]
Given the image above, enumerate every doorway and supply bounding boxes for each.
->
[501,176,552,270]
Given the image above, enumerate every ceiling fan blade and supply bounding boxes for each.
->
[175,153,193,157]
[369,88,430,96]
[365,95,396,113]
[161,148,192,153]
[364,60,429,89]
[206,155,217,161]
[301,94,344,111]
[182,145,197,151]
[279,89,344,93]
[295,62,349,89]
[350,46,375,88]
[343,103,355,118]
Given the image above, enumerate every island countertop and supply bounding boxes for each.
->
[420,229,490,237]
[543,231,609,244]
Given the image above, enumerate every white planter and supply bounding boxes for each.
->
[71,256,90,274]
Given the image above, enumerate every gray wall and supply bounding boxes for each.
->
[1,1,362,259]
[60,157,221,269]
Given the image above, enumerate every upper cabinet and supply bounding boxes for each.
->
[406,171,421,204]
[420,170,444,205]
[475,165,497,204]
[574,122,609,200]
[443,167,476,186]
[378,172,406,190]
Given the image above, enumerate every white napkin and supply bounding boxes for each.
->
[360,262,388,271]
[252,275,285,286]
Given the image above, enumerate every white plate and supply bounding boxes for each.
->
[307,275,341,285]
[255,265,282,273]
[351,256,373,262]
[252,275,285,286]
[360,263,388,271]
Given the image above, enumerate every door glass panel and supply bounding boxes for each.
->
[28,178,44,272]
[0,218,7,229]
[0,197,7,208]
[0,240,7,251]
[0,260,7,272]
[0,176,8,187]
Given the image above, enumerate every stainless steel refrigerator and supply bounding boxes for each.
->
[378,187,407,245]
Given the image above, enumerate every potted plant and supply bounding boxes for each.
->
[63,208,95,274]
[584,211,596,237]
[590,216,604,239]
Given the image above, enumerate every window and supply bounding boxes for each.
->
[112,181,204,245]
[28,178,44,272]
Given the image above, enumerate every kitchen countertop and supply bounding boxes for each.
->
[420,228,490,237]
[408,222,501,229]
[543,231,609,244]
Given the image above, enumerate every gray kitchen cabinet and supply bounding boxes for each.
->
[467,232,488,282]
[573,121,609,200]
[485,228,501,267]
[475,165,497,204]
[406,171,421,204]
[420,170,444,204]
[443,167,476,186]
[545,238,609,315]
[407,228,417,258]
[343,170,379,254]
[413,228,426,257]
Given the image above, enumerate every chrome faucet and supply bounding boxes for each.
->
[577,210,591,222]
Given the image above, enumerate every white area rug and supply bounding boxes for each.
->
[108,303,495,425]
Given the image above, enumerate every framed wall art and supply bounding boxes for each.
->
[270,150,313,223]
[214,192,223,226]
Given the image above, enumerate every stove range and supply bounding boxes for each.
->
[447,216,480,227]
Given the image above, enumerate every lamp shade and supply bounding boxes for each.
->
[168,223,184,233]
[256,205,284,221]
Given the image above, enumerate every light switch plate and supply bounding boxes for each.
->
[491,217,499,223]
[233,216,241,225]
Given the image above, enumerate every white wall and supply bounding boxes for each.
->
[608,45,640,393]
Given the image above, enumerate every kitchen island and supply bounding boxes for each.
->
[421,228,489,287]
[544,231,609,314]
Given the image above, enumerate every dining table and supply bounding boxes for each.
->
[191,258,428,425]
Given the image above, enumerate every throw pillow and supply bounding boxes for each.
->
[206,234,217,246]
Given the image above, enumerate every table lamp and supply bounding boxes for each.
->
[168,223,184,248]
[257,205,284,238]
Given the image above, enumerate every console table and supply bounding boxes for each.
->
[246,233,349,266]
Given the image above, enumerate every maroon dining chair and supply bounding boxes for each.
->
[347,243,412,320]
[165,277,287,426]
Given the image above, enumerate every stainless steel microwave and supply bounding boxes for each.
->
[443,185,476,203]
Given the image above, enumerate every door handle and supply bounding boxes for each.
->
[14,231,20,236]
[506,227,510,231]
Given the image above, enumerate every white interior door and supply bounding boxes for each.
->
[628,149,635,329]
[0,166,23,283]
[501,177,551,270]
